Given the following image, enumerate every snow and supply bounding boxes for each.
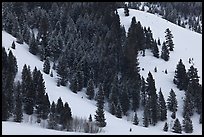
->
[2,8,202,135]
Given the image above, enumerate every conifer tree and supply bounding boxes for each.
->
[143,101,150,127]
[158,88,167,121]
[109,102,116,115]
[199,113,202,124]
[183,91,194,118]
[11,41,16,49]
[47,101,57,129]
[2,92,9,121]
[171,112,176,119]
[172,118,182,134]
[29,32,38,55]
[182,113,193,133]
[56,97,64,124]
[140,76,147,108]
[94,84,106,127]
[89,114,92,122]
[86,79,95,100]
[70,73,78,93]
[167,89,178,112]
[124,4,129,16]
[13,81,23,122]
[163,122,168,132]
[133,112,139,125]
[161,42,170,61]
[61,102,72,129]
[173,59,188,90]
[41,93,50,120]
[165,28,174,51]
[43,57,50,74]
[152,40,159,58]
[116,102,122,118]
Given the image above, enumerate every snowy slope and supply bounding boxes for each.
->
[2,8,202,135]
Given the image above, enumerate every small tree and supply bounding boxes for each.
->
[182,114,193,133]
[163,122,168,132]
[167,89,178,113]
[11,41,16,49]
[161,42,170,61]
[124,4,129,16]
[172,118,182,134]
[165,28,174,51]
[43,58,50,74]
[115,102,122,118]
[171,112,176,119]
[86,79,95,100]
[133,112,139,125]
[89,114,92,122]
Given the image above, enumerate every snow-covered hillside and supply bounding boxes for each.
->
[2,8,202,135]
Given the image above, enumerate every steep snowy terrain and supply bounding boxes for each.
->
[2,8,202,135]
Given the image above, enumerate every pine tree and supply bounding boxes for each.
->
[89,114,92,122]
[13,81,23,122]
[163,122,168,132]
[161,42,170,61]
[115,102,122,118]
[133,112,139,125]
[11,41,16,49]
[61,102,72,129]
[76,70,84,91]
[70,73,78,93]
[171,112,176,119]
[86,79,95,100]
[2,92,9,121]
[143,101,150,127]
[146,72,158,125]
[50,70,53,77]
[157,38,161,46]
[167,89,178,112]
[173,59,188,90]
[154,67,157,72]
[152,40,159,58]
[29,32,38,55]
[41,93,50,120]
[165,28,174,51]
[47,101,57,129]
[140,76,147,108]
[109,102,116,115]
[124,4,129,16]
[94,84,106,127]
[182,113,193,133]
[158,88,167,121]
[183,91,194,118]
[120,90,130,116]
[43,57,50,74]
[56,97,64,124]
[172,118,182,134]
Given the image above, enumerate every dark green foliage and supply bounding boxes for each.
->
[167,89,178,112]
[13,81,23,122]
[146,72,158,125]
[182,114,193,133]
[124,4,129,16]
[47,101,57,129]
[29,32,38,55]
[163,122,168,132]
[61,102,72,129]
[94,84,106,127]
[116,103,122,118]
[133,112,139,125]
[43,57,50,74]
[165,28,174,51]
[11,41,16,49]
[158,88,167,121]
[86,79,95,100]
[161,42,170,61]
[70,73,78,93]
[172,118,182,134]
[173,59,188,90]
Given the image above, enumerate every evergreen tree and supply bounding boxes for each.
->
[120,89,130,116]
[154,67,157,72]
[109,102,116,115]
[61,102,72,129]
[89,114,92,122]
[173,59,188,90]
[163,122,168,132]
[43,57,50,74]
[50,70,53,77]
[182,113,193,133]
[172,118,182,134]
[47,101,57,130]
[2,92,9,121]
[158,88,167,121]
[171,112,176,119]
[143,101,150,127]
[146,72,158,125]
[183,91,194,118]
[86,79,95,100]
[140,76,147,108]
[94,84,106,127]
[41,93,50,120]
[13,81,23,122]
[133,112,139,125]
[157,38,161,46]
[76,70,84,91]
[56,97,64,124]
[161,42,170,61]
[167,89,178,112]
[70,73,78,93]
[124,4,129,16]
[199,113,202,124]
[152,40,159,58]
[11,41,16,49]
[165,28,174,51]
[115,102,122,118]
[29,32,38,55]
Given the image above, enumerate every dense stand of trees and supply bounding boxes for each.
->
[2,2,201,134]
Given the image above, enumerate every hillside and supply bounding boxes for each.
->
[2,8,202,135]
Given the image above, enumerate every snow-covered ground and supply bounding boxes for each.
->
[2,8,202,135]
